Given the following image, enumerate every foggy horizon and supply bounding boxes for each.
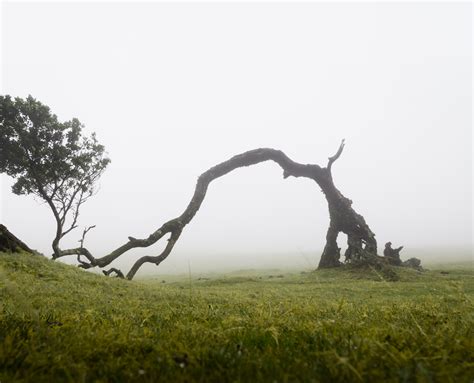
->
[1,2,472,276]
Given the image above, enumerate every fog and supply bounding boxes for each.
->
[1,2,472,276]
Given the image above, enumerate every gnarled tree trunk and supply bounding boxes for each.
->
[55,140,379,279]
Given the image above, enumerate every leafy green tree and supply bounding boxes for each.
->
[0,95,110,257]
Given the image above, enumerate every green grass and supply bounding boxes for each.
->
[0,252,473,382]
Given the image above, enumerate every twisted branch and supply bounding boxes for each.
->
[54,142,376,279]
[327,139,345,172]
[79,225,96,248]
[102,268,125,278]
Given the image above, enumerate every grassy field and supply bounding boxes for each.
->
[0,252,473,382]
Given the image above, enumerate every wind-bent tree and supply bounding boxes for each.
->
[53,140,378,280]
[0,95,110,258]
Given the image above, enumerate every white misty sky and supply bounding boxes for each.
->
[1,2,472,275]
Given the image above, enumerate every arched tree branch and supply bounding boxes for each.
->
[55,148,327,267]
[56,141,378,279]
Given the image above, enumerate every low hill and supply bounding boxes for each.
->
[1,252,473,382]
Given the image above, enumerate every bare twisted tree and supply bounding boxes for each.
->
[54,140,378,279]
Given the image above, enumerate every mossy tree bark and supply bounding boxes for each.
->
[55,140,378,279]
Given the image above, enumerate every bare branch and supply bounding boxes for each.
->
[56,148,325,272]
[60,185,86,238]
[126,229,182,280]
[79,225,96,248]
[327,139,345,172]
[57,143,377,279]
[102,268,125,278]
[77,254,93,268]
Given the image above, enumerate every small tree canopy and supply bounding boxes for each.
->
[0,95,110,256]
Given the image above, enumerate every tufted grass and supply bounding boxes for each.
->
[0,252,473,382]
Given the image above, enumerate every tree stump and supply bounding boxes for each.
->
[0,224,34,254]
